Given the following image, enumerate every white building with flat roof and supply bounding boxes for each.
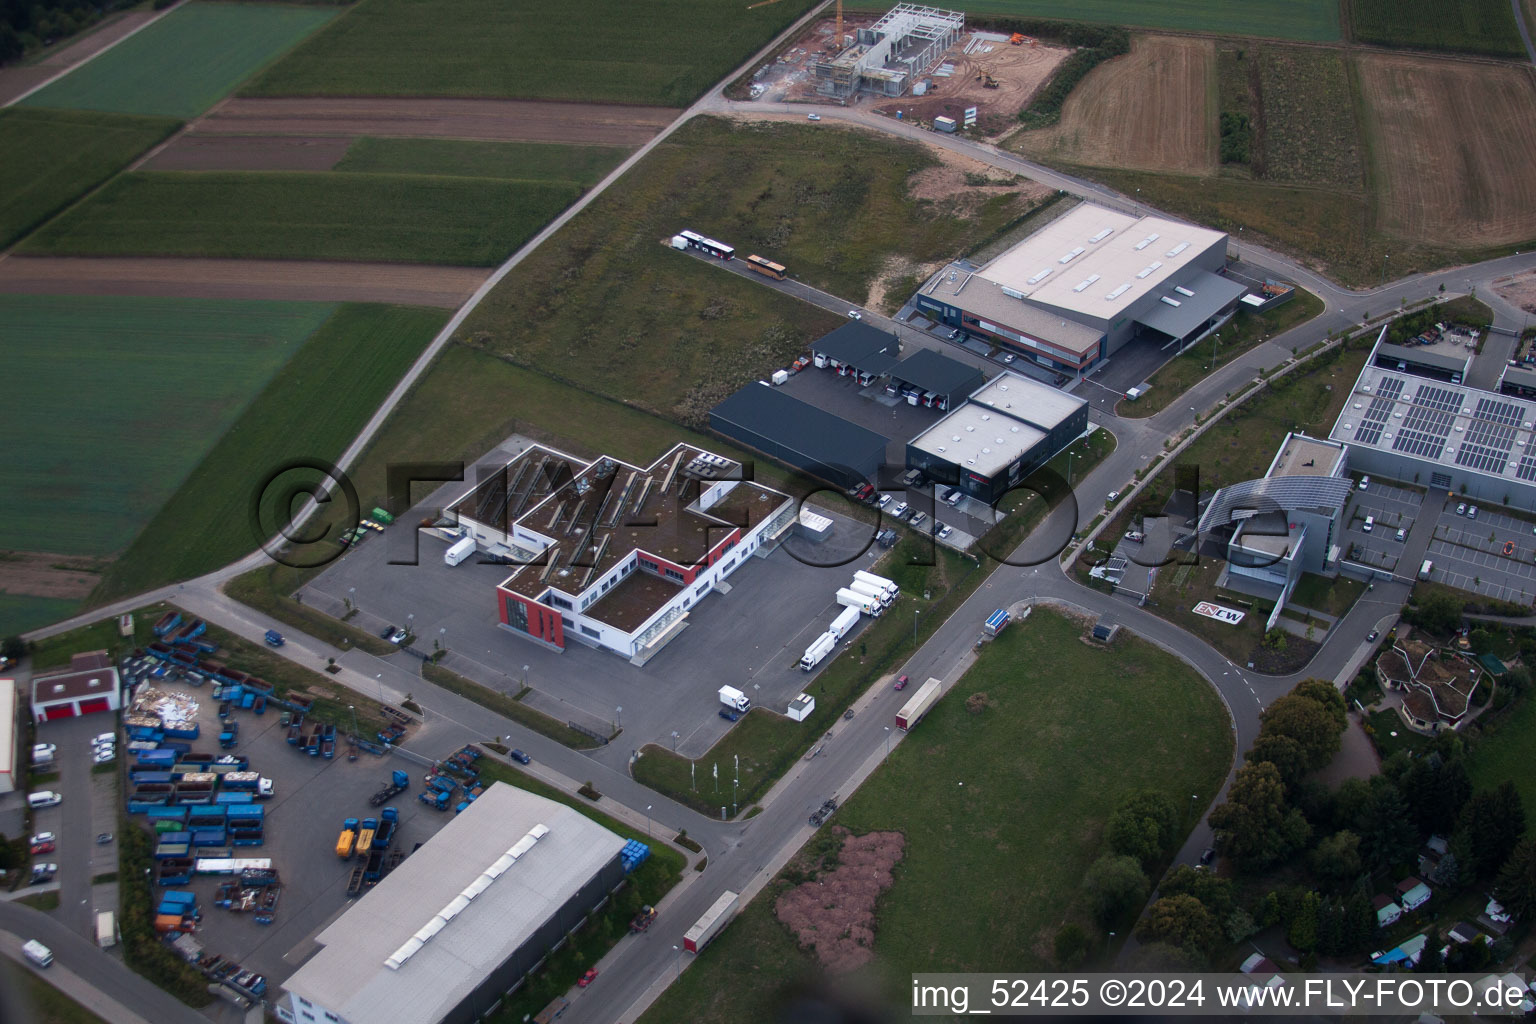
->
[916,202,1242,374]
[276,783,628,1024]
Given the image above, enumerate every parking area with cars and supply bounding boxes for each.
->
[1343,480,1424,574]
[1425,499,1536,603]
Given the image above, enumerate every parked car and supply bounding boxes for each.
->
[1200,847,1216,866]
[28,792,62,809]
[1358,475,1370,490]
[909,510,926,527]
[31,743,56,761]
[1467,505,1478,519]
[719,708,740,722]
[95,833,113,845]
[1367,630,1380,643]
[1002,353,1015,363]
[847,310,862,320]
[1456,503,1467,515]
[942,487,962,506]
[937,524,953,540]
[379,624,397,639]
[90,733,116,747]
[509,749,531,766]
[807,112,821,121]
[876,493,892,509]
[578,969,599,988]
[1106,490,1121,505]
[29,841,54,855]
[1395,528,1407,542]
[92,749,115,764]
[388,628,408,645]
[892,502,909,519]
[894,674,909,691]
[29,833,54,847]
[30,863,58,884]
[948,328,962,340]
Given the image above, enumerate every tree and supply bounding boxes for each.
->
[1357,778,1418,872]
[1084,854,1150,926]
[1493,838,1536,922]
[1159,864,1235,920]
[1208,762,1311,872]
[1401,754,1471,838]
[1447,935,1493,972]
[1054,924,1089,969]
[1254,685,1346,778]
[1416,927,1445,973]
[1308,830,1362,885]
[1315,897,1346,956]
[1414,591,1463,636]
[1106,791,1179,869]
[1343,881,1376,953]
[1286,891,1320,953]
[1246,732,1309,786]
[0,634,24,661]
[1456,784,1528,877]
[1135,894,1221,960]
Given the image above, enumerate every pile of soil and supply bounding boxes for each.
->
[775,829,905,973]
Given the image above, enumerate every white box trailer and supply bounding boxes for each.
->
[772,369,790,386]
[96,911,118,949]
[835,588,881,616]
[828,605,860,641]
[800,631,837,671]
[718,685,750,711]
[848,579,892,608]
[684,890,740,952]
[895,677,943,731]
[853,571,897,598]
[444,536,475,566]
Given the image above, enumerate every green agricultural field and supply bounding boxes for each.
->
[1254,46,1363,190]
[0,295,335,558]
[874,0,1340,41]
[20,171,581,266]
[640,609,1232,1023]
[458,116,1040,422]
[15,967,110,1024]
[1348,0,1525,57]
[19,2,338,118]
[334,138,629,187]
[244,0,819,106]
[89,304,447,604]
[0,108,179,249]
[0,594,82,641]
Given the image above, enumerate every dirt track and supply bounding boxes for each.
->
[0,255,490,308]
[0,8,161,106]
[1013,35,1216,174]
[141,134,352,171]
[1496,270,1536,315]
[192,97,678,146]
[1358,53,1536,246]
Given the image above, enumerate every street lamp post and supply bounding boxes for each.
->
[348,704,358,739]
[671,730,680,753]
[884,725,891,756]
[646,804,653,838]
[521,664,529,690]
[672,945,683,980]
[616,705,622,730]
[913,608,919,648]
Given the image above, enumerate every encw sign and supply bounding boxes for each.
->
[1192,601,1245,625]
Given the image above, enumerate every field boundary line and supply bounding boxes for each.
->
[4,0,188,109]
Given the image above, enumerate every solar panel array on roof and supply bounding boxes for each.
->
[1457,443,1511,475]
[1475,396,1526,428]
[1354,394,1394,446]
[1415,384,1465,412]
[1377,375,1406,400]
[1517,453,1536,482]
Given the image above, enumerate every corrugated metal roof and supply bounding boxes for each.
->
[281,783,625,1024]
[710,385,890,474]
[810,321,901,367]
[1132,270,1247,339]
[889,348,986,400]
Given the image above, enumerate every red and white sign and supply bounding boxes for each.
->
[1192,601,1245,625]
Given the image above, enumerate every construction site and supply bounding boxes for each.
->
[741,3,1071,136]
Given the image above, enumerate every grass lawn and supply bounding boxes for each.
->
[471,759,686,1024]
[88,304,447,605]
[22,171,581,266]
[887,0,1339,39]
[227,343,790,655]
[16,891,60,911]
[19,2,338,118]
[640,609,1232,1023]
[0,294,335,558]
[15,969,109,1024]
[458,116,1040,422]
[1470,693,1536,823]
[0,594,83,642]
[334,137,629,187]
[244,0,818,107]
[1348,0,1525,57]
[420,662,597,749]
[1118,286,1325,417]
[1364,708,1431,761]
[0,108,179,249]
[1254,45,1363,190]
[1289,572,1367,617]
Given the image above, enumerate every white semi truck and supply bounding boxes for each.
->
[683,890,740,953]
[444,536,475,566]
[799,631,837,671]
[848,579,892,608]
[835,588,881,616]
[718,685,750,712]
[852,571,898,601]
[828,605,860,641]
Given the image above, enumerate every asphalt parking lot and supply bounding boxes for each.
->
[302,486,910,764]
[1343,481,1423,573]
[1426,500,1536,604]
[118,675,475,989]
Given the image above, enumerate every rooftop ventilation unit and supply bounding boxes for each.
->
[1133,233,1160,251]
[1106,283,1131,301]
[1174,285,1195,297]
[1026,269,1051,285]
[1160,296,1182,307]
[1136,261,1163,279]
[1001,286,1025,299]
[1073,274,1101,293]
[1089,228,1113,243]
[1165,241,1190,257]
[1059,246,1085,264]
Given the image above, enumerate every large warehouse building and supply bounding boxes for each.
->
[449,441,796,662]
[907,372,1088,503]
[915,203,1241,375]
[711,384,891,489]
[277,784,629,1024]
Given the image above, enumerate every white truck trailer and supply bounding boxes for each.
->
[444,536,475,566]
[895,677,943,731]
[828,605,860,641]
[683,890,740,952]
[853,570,897,599]
[848,579,892,608]
[800,631,837,671]
[835,588,881,616]
[718,685,750,712]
